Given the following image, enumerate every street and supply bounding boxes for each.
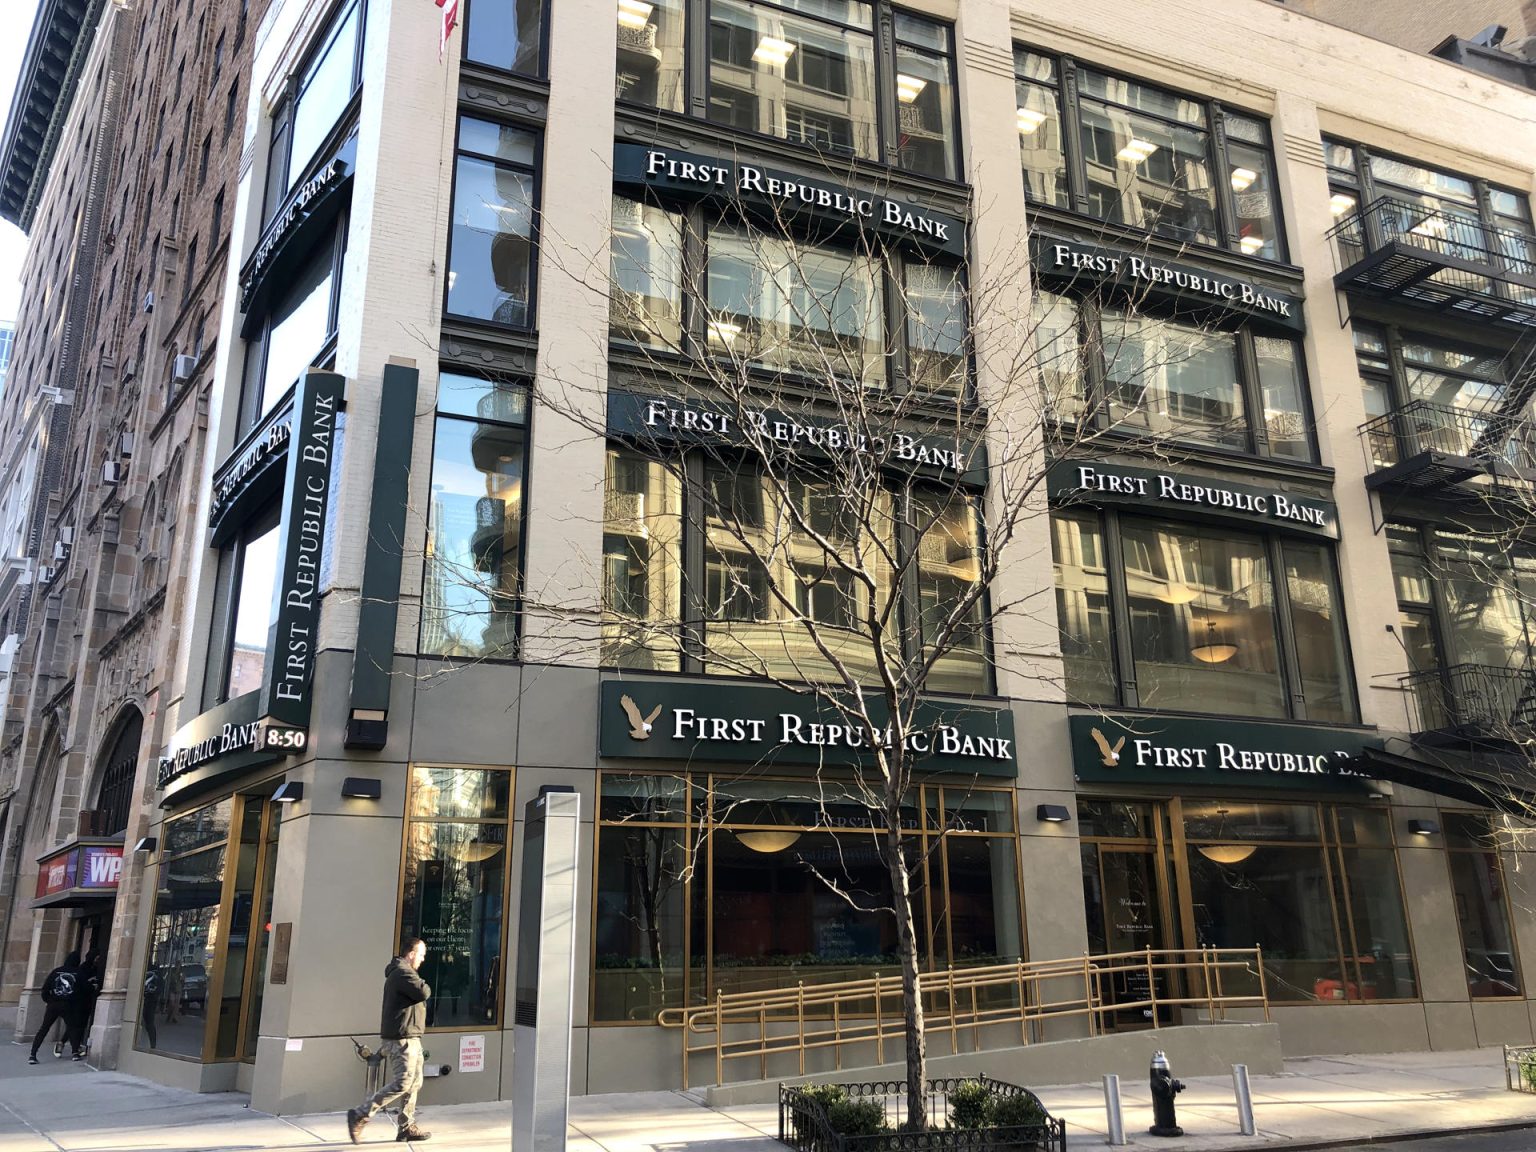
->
[1339,1133,1536,1152]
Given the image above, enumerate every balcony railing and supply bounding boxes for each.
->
[1359,400,1536,491]
[1401,662,1536,742]
[1326,195,1536,329]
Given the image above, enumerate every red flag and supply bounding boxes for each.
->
[434,0,459,60]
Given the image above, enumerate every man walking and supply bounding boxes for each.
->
[28,951,87,1064]
[347,938,432,1144]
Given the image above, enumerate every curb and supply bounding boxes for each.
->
[1153,1117,1536,1152]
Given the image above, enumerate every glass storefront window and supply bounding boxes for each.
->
[705,226,886,383]
[706,0,878,160]
[610,196,685,350]
[1052,511,1115,706]
[142,845,226,1057]
[615,0,686,109]
[1224,114,1282,261]
[420,375,529,659]
[1446,813,1522,998]
[400,766,513,1028]
[1121,521,1285,717]
[603,449,684,670]
[287,0,362,189]
[593,774,1021,1020]
[447,119,538,327]
[464,0,544,77]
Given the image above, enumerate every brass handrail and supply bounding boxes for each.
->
[658,947,1270,1088]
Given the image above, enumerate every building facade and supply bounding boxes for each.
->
[0,0,1528,1114]
[0,0,262,1070]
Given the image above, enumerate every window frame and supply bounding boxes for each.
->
[618,0,963,185]
[395,763,516,1031]
[1015,44,1289,264]
[1051,506,1360,723]
[461,0,550,80]
[203,501,283,710]
[1443,812,1525,1001]
[442,114,543,332]
[1039,290,1318,462]
[417,370,534,662]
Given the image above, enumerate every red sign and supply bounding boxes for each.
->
[34,843,124,900]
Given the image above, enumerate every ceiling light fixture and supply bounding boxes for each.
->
[1239,235,1266,256]
[1329,193,1356,217]
[1229,167,1257,192]
[616,0,654,27]
[1016,107,1046,134]
[1190,619,1238,664]
[1198,844,1257,865]
[752,36,796,66]
[736,829,803,853]
[896,74,927,103]
[1116,138,1158,164]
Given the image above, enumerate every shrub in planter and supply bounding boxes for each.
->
[825,1097,887,1137]
[948,1079,992,1130]
[988,1091,1048,1130]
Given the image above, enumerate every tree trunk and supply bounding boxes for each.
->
[887,820,927,1130]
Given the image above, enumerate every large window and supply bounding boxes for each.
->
[610,194,969,395]
[619,1,960,181]
[593,773,1021,1021]
[1052,510,1356,721]
[238,228,345,431]
[399,765,512,1028]
[204,505,281,709]
[421,373,530,659]
[602,447,987,691]
[139,797,283,1062]
[264,0,365,221]
[1016,48,1285,261]
[1445,813,1522,999]
[1079,799,1419,1006]
[463,0,544,77]
[447,118,538,328]
[1038,291,1315,461]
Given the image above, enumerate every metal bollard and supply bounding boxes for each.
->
[1232,1063,1256,1136]
[1102,1073,1126,1146]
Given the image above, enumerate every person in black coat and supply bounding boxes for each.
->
[28,951,87,1064]
[346,939,433,1143]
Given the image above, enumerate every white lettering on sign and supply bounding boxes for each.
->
[1125,735,1360,777]
[644,149,952,243]
[48,862,66,889]
[1067,464,1332,533]
[641,397,969,475]
[87,852,122,886]
[275,388,335,705]
[1050,243,1293,317]
[664,706,1011,761]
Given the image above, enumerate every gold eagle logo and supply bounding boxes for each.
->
[1090,727,1126,767]
[620,694,664,740]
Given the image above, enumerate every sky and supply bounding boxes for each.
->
[0,0,42,325]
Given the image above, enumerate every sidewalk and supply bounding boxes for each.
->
[2,1039,1534,1151]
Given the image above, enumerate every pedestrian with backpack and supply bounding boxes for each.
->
[28,951,85,1064]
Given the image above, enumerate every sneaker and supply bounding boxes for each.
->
[396,1125,432,1142]
[52,1042,62,1058]
[27,1055,38,1065]
[346,1108,368,1145]
[71,1052,86,1061]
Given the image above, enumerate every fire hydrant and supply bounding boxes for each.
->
[1148,1050,1185,1137]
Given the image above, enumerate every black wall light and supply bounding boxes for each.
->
[272,781,305,804]
[341,776,382,800]
[1408,819,1439,837]
[1037,804,1071,824]
[132,837,157,853]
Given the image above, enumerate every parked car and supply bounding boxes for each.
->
[177,965,208,1011]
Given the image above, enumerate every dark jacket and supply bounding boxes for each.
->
[41,950,86,1010]
[379,957,431,1040]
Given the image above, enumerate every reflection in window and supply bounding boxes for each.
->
[603,449,684,670]
[447,118,537,327]
[592,775,1021,1019]
[1033,290,1082,421]
[707,0,877,160]
[256,245,335,419]
[225,512,281,700]
[915,491,986,693]
[1121,521,1285,717]
[1101,309,1243,449]
[421,376,528,658]
[892,13,958,181]
[706,226,885,383]
[616,0,686,109]
[1014,49,1066,208]
[904,263,966,394]
[400,766,511,1028]
[1255,337,1311,461]
[287,0,362,189]
[1446,814,1522,998]
[610,196,685,350]
[1225,114,1282,261]
[1282,542,1354,723]
[465,0,544,76]
[1052,511,1114,705]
